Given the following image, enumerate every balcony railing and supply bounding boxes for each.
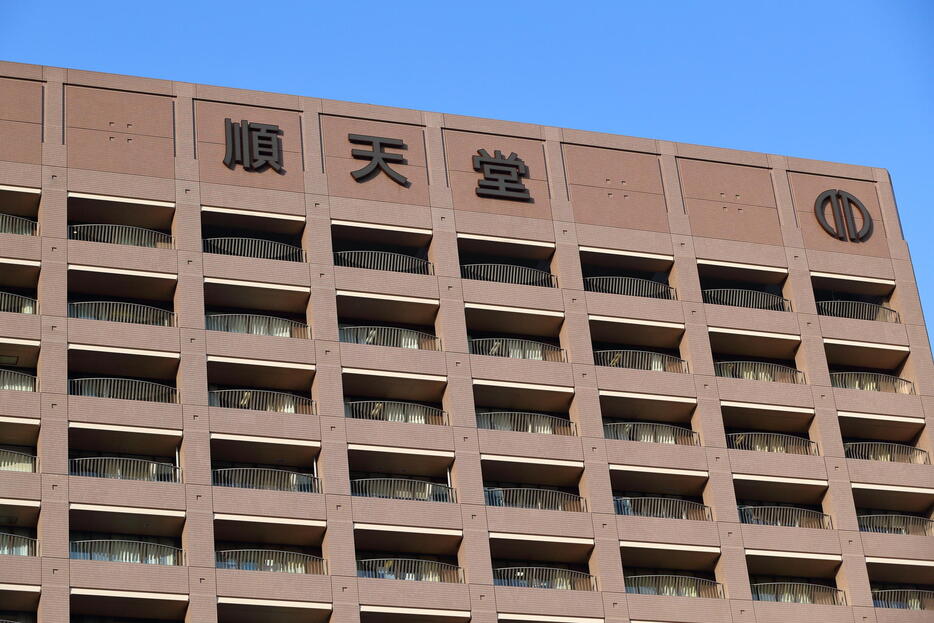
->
[484,487,586,512]
[469,337,565,361]
[477,411,576,436]
[0,449,37,473]
[460,263,557,288]
[0,292,37,314]
[0,532,38,556]
[69,224,174,249]
[493,567,597,591]
[334,250,433,275]
[594,349,688,373]
[340,326,441,350]
[751,582,845,605]
[208,389,315,414]
[0,369,37,392]
[357,558,464,583]
[69,378,177,403]
[69,301,175,327]
[203,237,305,262]
[844,442,929,464]
[858,514,934,537]
[351,478,456,503]
[830,372,914,394]
[872,589,934,610]
[584,276,676,300]
[212,467,320,493]
[615,497,712,521]
[205,313,309,338]
[70,540,183,565]
[626,575,724,599]
[738,506,832,529]
[604,422,699,446]
[216,549,326,574]
[344,400,447,425]
[727,432,818,456]
[817,300,899,323]
[0,213,38,236]
[715,361,805,384]
[69,457,180,483]
[702,288,791,312]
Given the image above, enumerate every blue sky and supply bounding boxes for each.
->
[3,1,932,324]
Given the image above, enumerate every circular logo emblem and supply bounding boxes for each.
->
[814,189,873,242]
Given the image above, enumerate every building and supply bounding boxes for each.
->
[0,60,931,623]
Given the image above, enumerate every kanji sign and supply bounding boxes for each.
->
[349,134,410,187]
[472,149,532,202]
[223,118,285,174]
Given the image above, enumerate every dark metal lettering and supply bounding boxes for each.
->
[349,134,410,187]
[224,118,285,174]
[472,149,532,202]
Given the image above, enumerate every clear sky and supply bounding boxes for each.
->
[3,1,932,325]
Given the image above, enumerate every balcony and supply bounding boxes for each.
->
[69,224,174,249]
[205,313,309,338]
[469,337,564,361]
[715,361,805,384]
[594,349,688,373]
[0,213,37,236]
[0,449,36,473]
[493,567,597,591]
[0,370,37,392]
[0,292,37,315]
[202,237,305,262]
[584,276,676,300]
[858,514,933,536]
[872,589,934,610]
[0,532,37,556]
[357,558,464,583]
[208,389,314,414]
[817,300,899,323]
[604,422,699,446]
[351,478,456,503]
[484,487,586,512]
[615,497,712,521]
[69,301,175,327]
[212,467,320,493]
[727,432,818,456]
[625,575,724,598]
[215,549,326,574]
[344,400,447,425]
[461,263,557,288]
[738,506,832,529]
[69,540,183,565]
[69,378,178,403]
[477,411,576,436]
[844,441,929,464]
[830,372,914,394]
[69,457,181,483]
[751,582,845,605]
[334,250,433,275]
[340,325,441,350]
[702,288,791,312]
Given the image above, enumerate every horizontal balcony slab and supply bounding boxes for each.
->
[605,440,708,473]
[714,377,813,407]
[69,559,190,594]
[0,470,40,500]
[873,609,934,623]
[350,496,464,531]
[752,600,854,623]
[202,253,311,287]
[595,367,696,397]
[0,232,41,262]
[208,409,321,442]
[832,388,923,418]
[205,330,316,365]
[68,395,183,430]
[740,523,842,554]
[211,485,327,520]
[847,459,934,488]
[215,568,332,603]
[344,418,454,452]
[469,355,574,387]
[333,266,440,300]
[859,531,934,561]
[727,450,828,481]
[355,577,470,611]
[583,291,684,324]
[625,593,732,623]
[461,278,565,312]
[818,315,909,345]
[615,515,720,547]
[477,428,583,463]
[704,304,801,334]
[68,474,186,510]
[493,586,605,618]
[67,239,178,275]
[0,311,40,340]
[67,318,180,353]
[0,554,41,586]
[485,506,595,539]
[0,388,40,418]
[340,343,447,378]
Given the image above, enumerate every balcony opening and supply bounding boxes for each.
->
[839,412,929,465]
[349,445,455,503]
[698,260,790,312]
[204,278,310,338]
[722,402,818,456]
[610,465,711,521]
[332,220,433,275]
[337,292,440,351]
[0,612,35,623]
[219,600,330,623]
[474,378,575,436]
[0,185,40,236]
[70,591,187,622]
[710,328,804,384]
[481,455,586,512]
[733,475,831,529]
[0,498,39,558]
[343,368,448,426]
[825,340,914,395]
[68,193,175,249]
[69,424,181,484]
[622,543,723,599]
[812,272,898,323]
[591,317,687,373]
[201,206,305,262]
[0,338,38,394]
[68,266,177,327]
[852,484,933,538]
[0,258,39,316]
[207,357,315,414]
[466,304,565,362]
[0,417,38,474]
[359,608,470,623]
[490,534,596,591]
[747,551,845,605]
[214,515,326,575]
[69,506,185,566]
[211,434,320,494]
[580,247,676,300]
[354,524,464,583]
[68,346,179,404]
[457,234,557,288]
[869,560,934,610]
[600,391,699,447]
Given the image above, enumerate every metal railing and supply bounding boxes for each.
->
[202,237,305,262]
[626,575,724,598]
[830,372,914,394]
[212,467,320,493]
[69,301,175,327]
[493,567,597,591]
[344,400,447,425]
[0,213,38,236]
[817,300,899,323]
[715,361,805,384]
[205,313,309,338]
[69,224,174,249]
[208,389,315,414]
[0,532,38,556]
[340,326,441,350]
[614,497,712,521]
[461,263,557,288]
[357,558,464,583]
[727,432,818,456]
[334,250,433,275]
[604,422,699,446]
[594,349,688,373]
[872,589,934,610]
[69,540,183,565]
[584,276,676,300]
[751,582,845,605]
[351,478,456,503]
[739,505,832,529]
[0,369,37,392]
[69,378,177,403]
[0,449,37,473]
[0,292,37,314]
[69,457,180,483]
[844,442,929,464]
[469,337,565,361]
[477,411,576,436]
[215,549,326,574]
[484,487,586,512]
[703,288,791,312]
[858,514,934,537]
